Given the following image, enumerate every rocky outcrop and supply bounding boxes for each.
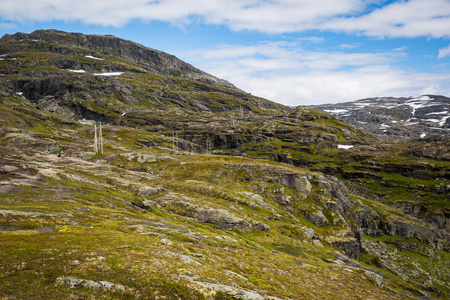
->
[56,276,125,292]
[354,204,450,251]
[145,192,269,231]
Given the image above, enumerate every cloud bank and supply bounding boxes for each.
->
[0,0,449,38]
[181,41,450,105]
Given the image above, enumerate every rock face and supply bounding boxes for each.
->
[0,30,233,88]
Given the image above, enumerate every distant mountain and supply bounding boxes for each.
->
[312,95,450,140]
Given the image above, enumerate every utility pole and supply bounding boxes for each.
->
[94,123,98,153]
[99,122,103,154]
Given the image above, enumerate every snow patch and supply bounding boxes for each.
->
[16,92,23,95]
[440,116,450,127]
[426,111,448,115]
[420,133,427,138]
[391,120,398,123]
[93,72,123,76]
[337,145,353,150]
[68,69,86,73]
[85,55,103,60]
[324,109,349,114]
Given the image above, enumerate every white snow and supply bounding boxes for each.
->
[380,123,390,128]
[68,69,86,73]
[121,112,126,116]
[324,109,349,114]
[337,145,353,150]
[93,72,123,76]
[85,55,103,60]
[426,111,448,115]
[391,120,398,123]
[424,119,441,123]
[16,92,23,95]
[420,133,427,138]
[440,116,450,127]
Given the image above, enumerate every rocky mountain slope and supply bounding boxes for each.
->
[0,30,449,299]
[312,95,450,140]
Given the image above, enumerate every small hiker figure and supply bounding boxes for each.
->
[58,150,62,158]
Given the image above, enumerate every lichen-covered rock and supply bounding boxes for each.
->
[278,174,312,194]
[196,208,252,231]
[138,186,162,198]
[303,227,315,239]
[365,271,383,287]
[275,195,292,206]
[56,276,125,291]
[305,210,328,226]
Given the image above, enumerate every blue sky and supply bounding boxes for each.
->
[0,0,449,106]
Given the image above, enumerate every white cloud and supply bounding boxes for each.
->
[338,43,358,49]
[438,45,450,59]
[421,84,440,95]
[322,0,450,38]
[0,0,449,38]
[180,42,450,105]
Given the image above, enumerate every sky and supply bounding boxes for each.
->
[0,0,450,106]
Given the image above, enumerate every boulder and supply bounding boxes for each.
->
[196,208,252,231]
[303,227,315,239]
[275,195,292,206]
[277,174,312,194]
[306,211,328,226]
[138,186,162,198]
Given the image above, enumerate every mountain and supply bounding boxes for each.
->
[0,30,449,299]
[312,95,450,140]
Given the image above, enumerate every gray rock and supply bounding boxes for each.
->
[306,211,328,226]
[160,238,173,246]
[138,186,162,198]
[251,221,271,231]
[240,192,273,211]
[303,227,315,239]
[365,271,383,286]
[56,276,125,291]
[311,240,324,247]
[278,175,312,194]
[194,281,265,300]
[196,208,251,231]
[275,195,292,206]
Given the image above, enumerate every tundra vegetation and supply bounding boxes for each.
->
[0,30,448,299]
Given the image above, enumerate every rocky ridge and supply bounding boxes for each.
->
[312,95,450,140]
